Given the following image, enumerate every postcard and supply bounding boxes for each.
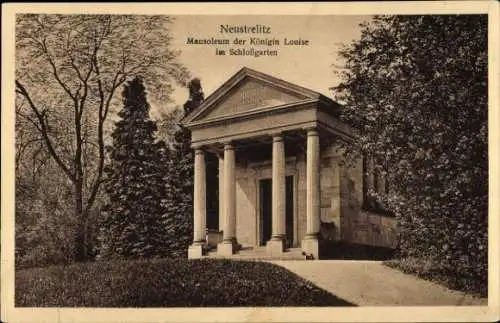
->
[2,2,499,323]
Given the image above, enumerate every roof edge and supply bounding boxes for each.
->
[181,67,330,125]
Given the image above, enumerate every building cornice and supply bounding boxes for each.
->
[185,99,319,130]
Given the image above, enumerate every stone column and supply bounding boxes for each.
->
[188,147,206,259]
[267,133,286,256]
[217,142,237,256]
[218,155,225,232]
[302,128,321,259]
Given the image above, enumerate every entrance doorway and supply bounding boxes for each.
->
[259,176,294,247]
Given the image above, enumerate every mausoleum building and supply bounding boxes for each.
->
[181,67,397,259]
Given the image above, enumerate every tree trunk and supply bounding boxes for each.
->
[74,180,87,261]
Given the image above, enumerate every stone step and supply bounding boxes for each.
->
[205,247,307,260]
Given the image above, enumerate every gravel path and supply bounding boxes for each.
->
[269,260,487,306]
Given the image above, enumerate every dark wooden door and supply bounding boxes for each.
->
[259,179,272,246]
[285,176,294,248]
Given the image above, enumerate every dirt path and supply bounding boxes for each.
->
[270,260,487,306]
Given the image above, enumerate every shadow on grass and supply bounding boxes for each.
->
[16,258,356,307]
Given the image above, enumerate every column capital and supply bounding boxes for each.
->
[193,147,205,155]
[305,127,319,137]
[192,143,205,151]
[272,134,284,143]
[223,141,235,150]
[268,130,284,139]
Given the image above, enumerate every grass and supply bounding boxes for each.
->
[16,258,355,307]
[384,257,487,298]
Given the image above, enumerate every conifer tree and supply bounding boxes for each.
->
[162,128,193,257]
[161,78,205,257]
[100,77,169,259]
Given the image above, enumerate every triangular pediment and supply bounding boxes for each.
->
[198,77,308,120]
[183,67,322,124]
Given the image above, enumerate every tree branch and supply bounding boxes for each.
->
[16,109,43,133]
[40,38,77,101]
[15,80,75,182]
[85,44,107,212]
[15,137,44,173]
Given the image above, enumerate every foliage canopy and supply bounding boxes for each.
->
[333,15,488,294]
[15,14,189,262]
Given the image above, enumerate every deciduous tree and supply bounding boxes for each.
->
[15,14,189,261]
[333,15,488,293]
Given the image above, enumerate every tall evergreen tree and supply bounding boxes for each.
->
[99,77,169,259]
[161,78,206,257]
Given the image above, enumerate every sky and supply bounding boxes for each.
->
[163,15,371,112]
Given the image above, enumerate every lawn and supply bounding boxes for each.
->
[384,258,487,298]
[16,258,355,307]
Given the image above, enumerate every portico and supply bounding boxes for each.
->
[182,67,397,260]
[189,130,326,259]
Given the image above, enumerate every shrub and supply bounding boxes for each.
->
[333,15,488,295]
[384,257,487,297]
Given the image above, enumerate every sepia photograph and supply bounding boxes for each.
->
[1,2,499,322]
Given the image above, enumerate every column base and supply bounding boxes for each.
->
[301,237,319,260]
[231,237,242,251]
[266,239,285,256]
[188,243,205,259]
[217,241,236,256]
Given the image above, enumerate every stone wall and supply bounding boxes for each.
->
[318,144,343,242]
[232,141,398,250]
[234,156,304,247]
[338,158,398,248]
[235,165,257,246]
[343,210,399,248]
[294,153,306,245]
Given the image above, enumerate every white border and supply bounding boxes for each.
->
[2,2,499,322]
